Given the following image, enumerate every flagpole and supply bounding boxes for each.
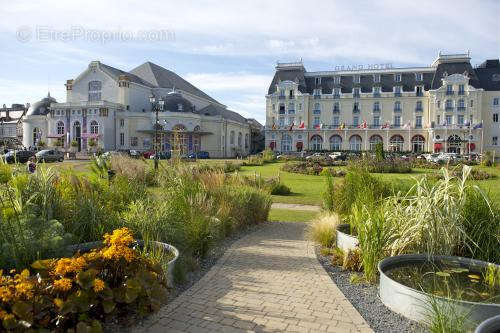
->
[480,120,484,160]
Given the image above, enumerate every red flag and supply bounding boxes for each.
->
[298,122,305,129]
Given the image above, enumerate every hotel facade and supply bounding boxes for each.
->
[23,61,259,157]
[265,53,500,156]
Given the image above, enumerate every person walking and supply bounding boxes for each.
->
[27,156,36,174]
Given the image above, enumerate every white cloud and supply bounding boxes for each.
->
[0,78,66,106]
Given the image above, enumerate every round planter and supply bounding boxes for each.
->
[475,315,500,333]
[67,240,179,288]
[378,254,500,324]
[336,223,358,253]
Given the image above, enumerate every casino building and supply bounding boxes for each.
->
[23,61,258,157]
[265,53,500,156]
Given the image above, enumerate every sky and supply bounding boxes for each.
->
[0,0,499,124]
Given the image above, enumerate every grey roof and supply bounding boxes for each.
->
[99,63,155,88]
[269,58,500,94]
[26,93,56,116]
[198,104,248,123]
[130,62,220,104]
[162,92,195,113]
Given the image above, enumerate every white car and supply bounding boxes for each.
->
[305,153,323,160]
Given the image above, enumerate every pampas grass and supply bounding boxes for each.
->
[307,212,341,248]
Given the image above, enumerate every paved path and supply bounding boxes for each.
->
[271,203,321,212]
[136,222,372,333]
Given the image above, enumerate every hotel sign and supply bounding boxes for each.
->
[334,63,393,71]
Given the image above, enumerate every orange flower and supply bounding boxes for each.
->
[53,278,72,292]
[93,278,105,292]
[54,257,87,276]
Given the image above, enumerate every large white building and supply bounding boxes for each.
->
[23,61,258,157]
[0,103,27,147]
[265,53,500,156]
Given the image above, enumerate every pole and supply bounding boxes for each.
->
[445,124,448,153]
[480,120,484,161]
[154,104,159,171]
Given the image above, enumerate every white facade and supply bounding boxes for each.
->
[23,61,254,157]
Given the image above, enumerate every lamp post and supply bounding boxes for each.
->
[149,95,164,171]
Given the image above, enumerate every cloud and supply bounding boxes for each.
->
[0,78,66,106]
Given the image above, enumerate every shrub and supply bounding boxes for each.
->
[0,228,168,331]
[481,151,495,167]
[243,155,264,166]
[342,248,363,272]
[306,213,341,248]
[330,247,345,267]
[0,162,12,184]
[270,183,291,195]
[349,157,412,173]
[110,155,156,186]
[375,142,385,161]
[262,149,276,163]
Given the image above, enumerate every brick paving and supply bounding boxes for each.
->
[135,222,373,333]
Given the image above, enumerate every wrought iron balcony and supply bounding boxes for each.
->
[445,106,454,111]
[457,106,466,111]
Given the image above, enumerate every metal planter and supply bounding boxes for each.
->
[336,223,359,252]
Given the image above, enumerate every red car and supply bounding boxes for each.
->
[143,151,155,159]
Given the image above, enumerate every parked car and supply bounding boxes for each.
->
[187,151,210,159]
[328,152,347,161]
[305,152,324,160]
[35,149,64,162]
[149,151,171,160]
[143,151,155,159]
[2,150,36,163]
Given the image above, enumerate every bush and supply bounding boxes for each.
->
[306,213,341,248]
[0,162,12,184]
[375,142,385,161]
[270,183,291,195]
[262,149,276,163]
[349,157,412,173]
[481,151,495,167]
[0,228,168,332]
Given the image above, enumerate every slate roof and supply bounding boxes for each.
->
[99,63,155,88]
[130,62,220,104]
[269,58,500,94]
[197,104,247,123]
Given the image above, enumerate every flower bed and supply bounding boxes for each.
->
[0,228,168,332]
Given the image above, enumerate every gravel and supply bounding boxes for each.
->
[315,246,425,333]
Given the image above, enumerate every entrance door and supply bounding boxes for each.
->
[74,122,81,152]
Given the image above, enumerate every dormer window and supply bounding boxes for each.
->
[354,75,360,84]
[315,77,321,85]
[373,74,380,83]
[313,88,321,98]
[415,73,423,81]
[394,74,402,82]
[178,103,183,111]
[289,90,294,98]
[394,86,402,96]
[333,76,341,84]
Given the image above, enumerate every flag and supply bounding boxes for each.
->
[271,123,277,130]
[381,122,390,129]
[289,123,294,131]
[473,122,483,129]
[339,122,345,130]
[358,120,367,129]
[298,121,305,129]
[403,121,411,129]
[314,123,323,130]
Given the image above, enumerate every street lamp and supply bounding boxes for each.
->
[149,94,164,171]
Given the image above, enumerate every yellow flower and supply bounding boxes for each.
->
[54,257,87,276]
[0,286,13,302]
[53,278,72,292]
[53,298,64,308]
[0,310,8,320]
[101,245,135,262]
[93,278,105,292]
[14,281,34,299]
[103,227,134,247]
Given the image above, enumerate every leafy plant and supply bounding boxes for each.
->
[270,183,291,195]
[306,213,341,248]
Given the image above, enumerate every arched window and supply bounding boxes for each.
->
[310,135,323,151]
[230,131,235,144]
[281,133,292,152]
[349,135,362,151]
[238,132,242,147]
[394,101,401,111]
[329,135,342,151]
[90,120,99,134]
[369,135,383,151]
[32,127,40,146]
[244,133,249,149]
[411,135,425,152]
[390,135,404,152]
[57,121,65,135]
[458,99,465,108]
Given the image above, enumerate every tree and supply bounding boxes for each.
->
[375,142,385,161]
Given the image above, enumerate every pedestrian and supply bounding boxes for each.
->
[27,156,36,174]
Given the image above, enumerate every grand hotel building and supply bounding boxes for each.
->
[265,53,500,156]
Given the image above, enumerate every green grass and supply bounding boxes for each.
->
[268,208,318,222]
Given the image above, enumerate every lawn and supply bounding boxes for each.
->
[268,208,319,222]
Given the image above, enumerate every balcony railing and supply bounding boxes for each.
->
[446,91,454,96]
[393,124,401,128]
[393,108,402,113]
[314,94,321,99]
[353,109,360,114]
[289,95,295,99]
[416,92,423,97]
[288,110,295,114]
[278,95,286,100]
[332,109,340,114]
[373,92,381,98]
[394,92,402,97]
[445,106,454,111]
[333,94,341,99]
[414,124,422,129]
[278,110,286,114]
[457,106,466,111]
[313,109,321,115]
[415,107,423,112]
[458,91,465,96]
[372,108,381,113]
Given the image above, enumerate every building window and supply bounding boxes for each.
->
[120,119,124,127]
[245,133,249,149]
[394,73,402,82]
[315,77,321,85]
[90,120,99,134]
[458,84,465,95]
[390,135,404,152]
[238,132,242,147]
[281,133,292,152]
[349,135,362,151]
[334,76,341,84]
[279,117,285,126]
[394,101,402,112]
[333,102,340,113]
[494,98,499,106]
[333,88,341,97]
[412,135,425,152]
[437,115,441,125]
[313,88,321,97]
[369,135,382,151]
[88,81,102,101]
[329,135,342,151]
[494,113,499,123]
[353,75,360,84]
[437,100,441,109]
[288,102,295,114]
[130,137,138,147]
[446,85,453,95]
[178,103,183,111]
[120,132,125,146]
[416,101,423,111]
[394,115,401,127]
[493,136,498,146]
[458,99,465,110]
[458,115,464,125]
[446,115,452,125]
[272,104,275,112]
[298,103,302,110]
[333,116,340,126]
[445,100,453,111]
[373,86,381,95]
[353,102,360,112]
[415,115,422,128]
[353,116,359,127]
[373,116,380,127]
[56,121,65,135]
[229,131,235,144]
[313,116,320,126]
[415,73,423,81]
[373,74,380,83]
[99,108,108,117]
[314,102,321,114]
[311,135,323,151]
[353,88,360,97]
[394,86,402,96]
[289,116,295,126]
[373,102,380,112]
